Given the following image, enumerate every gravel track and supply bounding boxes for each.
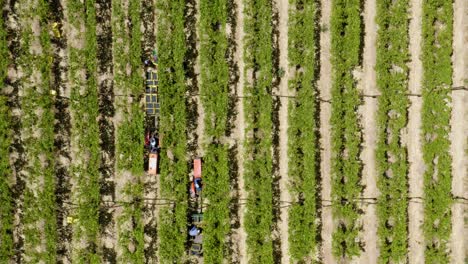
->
[276,0,291,262]
[318,0,333,262]
[4,1,26,262]
[407,0,425,262]
[194,0,204,159]
[141,0,158,262]
[185,0,200,158]
[450,0,467,262]
[233,0,248,262]
[356,0,378,262]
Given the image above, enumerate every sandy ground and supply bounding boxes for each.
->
[355,0,379,263]
[233,0,248,262]
[464,4,468,258]
[141,4,159,263]
[407,0,425,262]
[318,0,334,262]
[276,0,291,263]
[195,0,204,158]
[450,0,467,262]
[4,1,24,261]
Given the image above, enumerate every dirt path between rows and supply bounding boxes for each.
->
[464,3,468,258]
[407,0,425,262]
[233,0,247,262]
[194,0,204,159]
[318,0,333,262]
[450,0,467,262]
[142,0,158,261]
[276,0,291,262]
[355,0,378,262]
[4,1,26,262]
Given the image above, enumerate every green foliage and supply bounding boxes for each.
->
[243,0,274,262]
[0,0,7,82]
[330,0,363,259]
[376,0,409,263]
[287,0,319,261]
[421,0,453,263]
[67,0,100,262]
[0,3,14,260]
[115,0,144,175]
[116,182,145,262]
[0,97,14,262]
[156,0,189,262]
[199,0,231,262]
[15,0,59,262]
[375,0,410,263]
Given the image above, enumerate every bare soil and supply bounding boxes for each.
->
[194,0,204,158]
[185,0,200,158]
[464,5,468,259]
[450,0,467,262]
[355,0,379,262]
[275,0,291,263]
[232,0,248,262]
[141,0,158,262]
[318,0,334,262]
[407,0,425,262]
[4,1,26,262]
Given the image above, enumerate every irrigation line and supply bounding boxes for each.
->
[49,193,468,214]
[80,195,468,209]
[7,85,466,104]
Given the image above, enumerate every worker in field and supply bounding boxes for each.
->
[144,49,158,67]
[151,49,158,64]
[150,137,157,152]
[189,226,201,237]
[52,22,61,38]
[149,133,160,153]
[144,59,155,67]
[145,131,150,147]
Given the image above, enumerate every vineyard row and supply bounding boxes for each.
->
[375,0,410,262]
[67,0,101,261]
[421,0,453,262]
[287,0,319,262]
[242,0,275,262]
[330,0,363,258]
[156,0,189,262]
[199,0,231,262]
